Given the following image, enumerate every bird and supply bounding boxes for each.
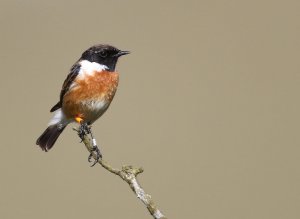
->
[36,44,129,164]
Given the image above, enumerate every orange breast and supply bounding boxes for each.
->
[62,70,119,121]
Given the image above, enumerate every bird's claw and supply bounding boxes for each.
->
[78,123,91,140]
[88,146,102,167]
[77,122,102,167]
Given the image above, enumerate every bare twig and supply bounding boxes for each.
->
[73,128,167,219]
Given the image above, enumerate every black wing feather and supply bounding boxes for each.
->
[50,63,81,112]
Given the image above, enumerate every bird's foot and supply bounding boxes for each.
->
[88,145,102,167]
[77,121,102,167]
[78,122,91,140]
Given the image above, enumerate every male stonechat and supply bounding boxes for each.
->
[36,44,129,165]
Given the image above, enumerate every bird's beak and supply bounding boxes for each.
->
[115,50,130,57]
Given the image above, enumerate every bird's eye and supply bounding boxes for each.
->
[99,50,108,58]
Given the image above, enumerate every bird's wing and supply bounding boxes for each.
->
[50,63,81,112]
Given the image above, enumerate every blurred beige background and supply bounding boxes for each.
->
[0,0,299,218]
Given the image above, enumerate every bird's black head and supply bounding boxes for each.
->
[80,44,130,71]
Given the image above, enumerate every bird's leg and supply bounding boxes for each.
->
[88,127,102,167]
[75,117,102,166]
[77,119,90,141]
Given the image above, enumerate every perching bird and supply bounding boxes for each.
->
[36,44,129,164]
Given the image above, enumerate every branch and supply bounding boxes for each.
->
[73,128,167,219]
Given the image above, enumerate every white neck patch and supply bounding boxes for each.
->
[78,60,108,77]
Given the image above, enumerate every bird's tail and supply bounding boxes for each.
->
[36,124,66,152]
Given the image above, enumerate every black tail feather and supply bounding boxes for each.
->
[36,125,66,151]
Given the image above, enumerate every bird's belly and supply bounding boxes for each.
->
[63,97,110,123]
[80,99,110,122]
